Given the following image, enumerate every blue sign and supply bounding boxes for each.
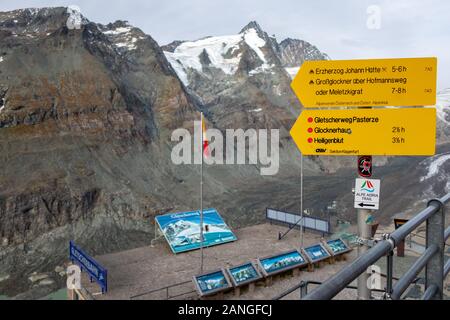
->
[326,238,351,255]
[304,244,330,262]
[69,241,108,293]
[155,209,237,254]
[259,250,307,275]
[194,270,231,295]
[228,263,262,286]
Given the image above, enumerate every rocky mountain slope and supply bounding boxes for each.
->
[0,7,202,296]
[0,7,448,299]
[0,8,327,298]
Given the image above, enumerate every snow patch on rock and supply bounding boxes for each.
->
[420,153,450,181]
[103,27,132,35]
[66,5,82,30]
[436,88,450,124]
[165,34,242,76]
[165,55,189,86]
[115,37,139,50]
[285,66,300,79]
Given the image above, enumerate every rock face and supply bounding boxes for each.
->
[0,9,324,297]
[163,21,332,176]
[278,38,330,78]
[0,7,199,246]
[0,7,202,296]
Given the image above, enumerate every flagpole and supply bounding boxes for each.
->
[200,112,204,274]
[300,152,304,248]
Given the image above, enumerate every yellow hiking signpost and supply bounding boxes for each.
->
[291,57,437,108]
[289,56,437,301]
[290,107,436,156]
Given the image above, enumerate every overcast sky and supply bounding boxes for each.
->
[1,0,449,89]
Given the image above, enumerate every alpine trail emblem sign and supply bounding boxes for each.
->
[358,156,373,177]
[354,178,381,210]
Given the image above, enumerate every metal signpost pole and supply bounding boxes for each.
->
[357,207,372,299]
[355,103,374,300]
[300,153,304,248]
[200,113,204,274]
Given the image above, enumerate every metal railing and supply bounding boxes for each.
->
[130,280,196,300]
[278,217,305,240]
[302,193,450,300]
[273,272,420,300]
[273,280,388,300]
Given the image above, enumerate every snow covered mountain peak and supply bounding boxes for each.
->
[239,20,265,36]
[66,5,83,30]
[99,20,148,53]
[163,25,275,86]
[163,21,329,87]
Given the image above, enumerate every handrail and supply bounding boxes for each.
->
[130,280,194,300]
[278,216,304,240]
[445,259,450,278]
[421,284,438,300]
[272,280,311,300]
[302,193,449,300]
[272,280,385,300]
[390,244,438,299]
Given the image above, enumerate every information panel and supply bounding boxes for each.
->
[257,250,308,276]
[266,208,330,234]
[155,209,237,254]
[226,262,262,287]
[303,243,331,263]
[325,238,352,255]
[193,269,232,296]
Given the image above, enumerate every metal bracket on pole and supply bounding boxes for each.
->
[383,292,393,300]
[356,237,379,248]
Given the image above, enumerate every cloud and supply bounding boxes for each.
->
[1,0,449,89]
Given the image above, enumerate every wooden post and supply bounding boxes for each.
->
[67,289,76,300]
[397,239,405,257]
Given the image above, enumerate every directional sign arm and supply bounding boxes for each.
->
[291,57,437,108]
[290,107,436,156]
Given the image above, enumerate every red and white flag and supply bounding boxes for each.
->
[201,113,209,159]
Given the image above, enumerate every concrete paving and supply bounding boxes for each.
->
[81,223,357,300]
[81,222,449,300]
